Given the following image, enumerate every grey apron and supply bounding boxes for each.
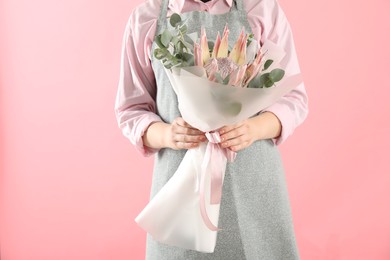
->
[146,0,300,259]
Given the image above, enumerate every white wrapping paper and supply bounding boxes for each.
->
[135,41,303,253]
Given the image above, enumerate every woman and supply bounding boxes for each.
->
[114,0,308,258]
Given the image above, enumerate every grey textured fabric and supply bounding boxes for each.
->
[145,0,300,259]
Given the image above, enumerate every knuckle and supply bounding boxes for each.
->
[191,128,200,135]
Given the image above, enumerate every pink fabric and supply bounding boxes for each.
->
[114,0,309,156]
[199,131,237,231]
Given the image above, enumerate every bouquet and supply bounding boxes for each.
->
[135,13,303,253]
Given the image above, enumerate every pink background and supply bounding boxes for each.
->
[1,0,389,259]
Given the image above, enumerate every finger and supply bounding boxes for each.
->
[176,117,200,131]
[220,125,246,142]
[229,141,250,152]
[218,121,244,135]
[174,134,205,143]
[175,120,204,135]
[174,124,205,136]
[175,141,199,150]
[220,135,246,148]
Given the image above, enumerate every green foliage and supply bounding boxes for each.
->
[154,13,286,89]
[153,13,196,69]
[263,59,273,71]
[169,13,181,27]
[248,67,285,88]
[246,33,254,47]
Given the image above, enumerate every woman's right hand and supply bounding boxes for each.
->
[165,117,206,150]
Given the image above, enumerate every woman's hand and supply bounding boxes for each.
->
[218,112,282,152]
[217,118,259,152]
[164,117,207,150]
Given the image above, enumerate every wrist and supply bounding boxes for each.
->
[143,121,170,149]
[250,111,282,141]
[248,116,265,141]
[160,122,172,149]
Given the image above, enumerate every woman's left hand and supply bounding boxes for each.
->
[217,118,260,152]
[217,111,282,152]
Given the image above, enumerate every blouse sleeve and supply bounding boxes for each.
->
[114,6,164,157]
[253,0,309,146]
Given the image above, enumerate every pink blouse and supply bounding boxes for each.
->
[114,0,309,157]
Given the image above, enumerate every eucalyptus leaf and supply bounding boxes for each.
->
[208,41,214,52]
[214,72,223,84]
[163,60,172,67]
[263,59,273,71]
[179,24,188,34]
[182,53,194,62]
[262,73,274,88]
[248,74,261,88]
[155,35,166,49]
[161,29,172,47]
[247,77,257,88]
[246,33,254,47]
[269,68,285,82]
[259,73,269,88]
[154,48,167,60]
[223,74,230,85]
[171,36,179,45]
[174,53,182,63]
[170,13,181,27]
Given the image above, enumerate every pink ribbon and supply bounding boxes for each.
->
[198,131,237,231]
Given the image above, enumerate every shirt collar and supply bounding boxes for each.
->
[169,0,233,13]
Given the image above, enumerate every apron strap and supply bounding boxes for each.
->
[234,0,252,34]
[234,0,245,12]
[156,0,248,35]
[157,0,170,34]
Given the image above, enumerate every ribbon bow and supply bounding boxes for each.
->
[195,131,237,231]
